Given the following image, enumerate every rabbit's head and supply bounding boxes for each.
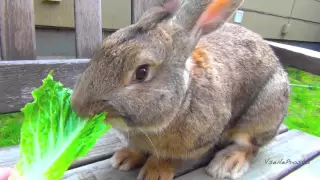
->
[71,0,243,132]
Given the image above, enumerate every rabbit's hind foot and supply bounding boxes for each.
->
[206,136,258,180]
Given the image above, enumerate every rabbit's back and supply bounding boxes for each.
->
[192,22,288,119]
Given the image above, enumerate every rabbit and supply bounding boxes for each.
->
[70,0,290,179]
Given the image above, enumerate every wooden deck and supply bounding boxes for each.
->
[1,124,319,180]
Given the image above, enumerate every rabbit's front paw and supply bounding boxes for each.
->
[137,155,177,180]
[206,144,255,180]
[110,147,148,171]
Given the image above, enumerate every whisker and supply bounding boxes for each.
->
[138,127,159,160]
[127,131,130,147]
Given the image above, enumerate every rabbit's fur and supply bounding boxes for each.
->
[71,0,290,179]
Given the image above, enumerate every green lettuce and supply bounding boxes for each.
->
[12,71,110,180]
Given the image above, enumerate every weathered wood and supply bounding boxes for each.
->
[0,59,89,113]
[63,146,216,180]
[267,41,320,75]
[74,0,102,58]
[62,125,294,180]
[0,0,36,60]
[175,130,320,180]
[282,155,320,179]
[0,129,125,169]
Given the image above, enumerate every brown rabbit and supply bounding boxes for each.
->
[71,0,290,179]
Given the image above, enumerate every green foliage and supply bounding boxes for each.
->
[5,72,110,180]
[0,112,23,147]
[284,67,320,137]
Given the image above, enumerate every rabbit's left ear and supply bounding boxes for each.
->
[172,0,244,37]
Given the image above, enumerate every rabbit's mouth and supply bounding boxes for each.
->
[100,103,134,131]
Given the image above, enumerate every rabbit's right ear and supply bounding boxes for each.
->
[172,0,244,37]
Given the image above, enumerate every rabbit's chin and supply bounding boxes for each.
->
[107,117,130,132]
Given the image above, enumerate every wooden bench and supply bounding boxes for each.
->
[1,124,320,179]
[1,0,320,179]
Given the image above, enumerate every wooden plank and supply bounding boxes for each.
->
[268,41,320,75]
[282,155,320,179]
[62,145,217,180]
[174,130,320,180]
[74,0,102,58]
[62,125,291,180]
[0,0,36,60]
[0,59,89,113]
[0,129,125,169]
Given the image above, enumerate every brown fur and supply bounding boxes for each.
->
[70,0,290,179]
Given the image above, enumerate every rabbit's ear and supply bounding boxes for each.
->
[172,0,244,36]
[133,0,181,22]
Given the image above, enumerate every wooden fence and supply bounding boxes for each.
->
[0,0,320,114]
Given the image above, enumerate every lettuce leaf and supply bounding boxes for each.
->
[13,71,110,180]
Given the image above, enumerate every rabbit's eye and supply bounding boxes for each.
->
[135,64,149,82]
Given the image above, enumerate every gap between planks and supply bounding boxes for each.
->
[61,124,289,180]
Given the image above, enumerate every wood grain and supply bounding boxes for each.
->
[62,125,291,180]
[0,129,125,169]
[175,130,320,180]
[268,41,320,75]
[0,59,89,113]
[0,0,36,60]
[74,0,102,58]
[282,155,320,179]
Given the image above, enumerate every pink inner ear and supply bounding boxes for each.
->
[196,0,232,28]
[162,0,180,13]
